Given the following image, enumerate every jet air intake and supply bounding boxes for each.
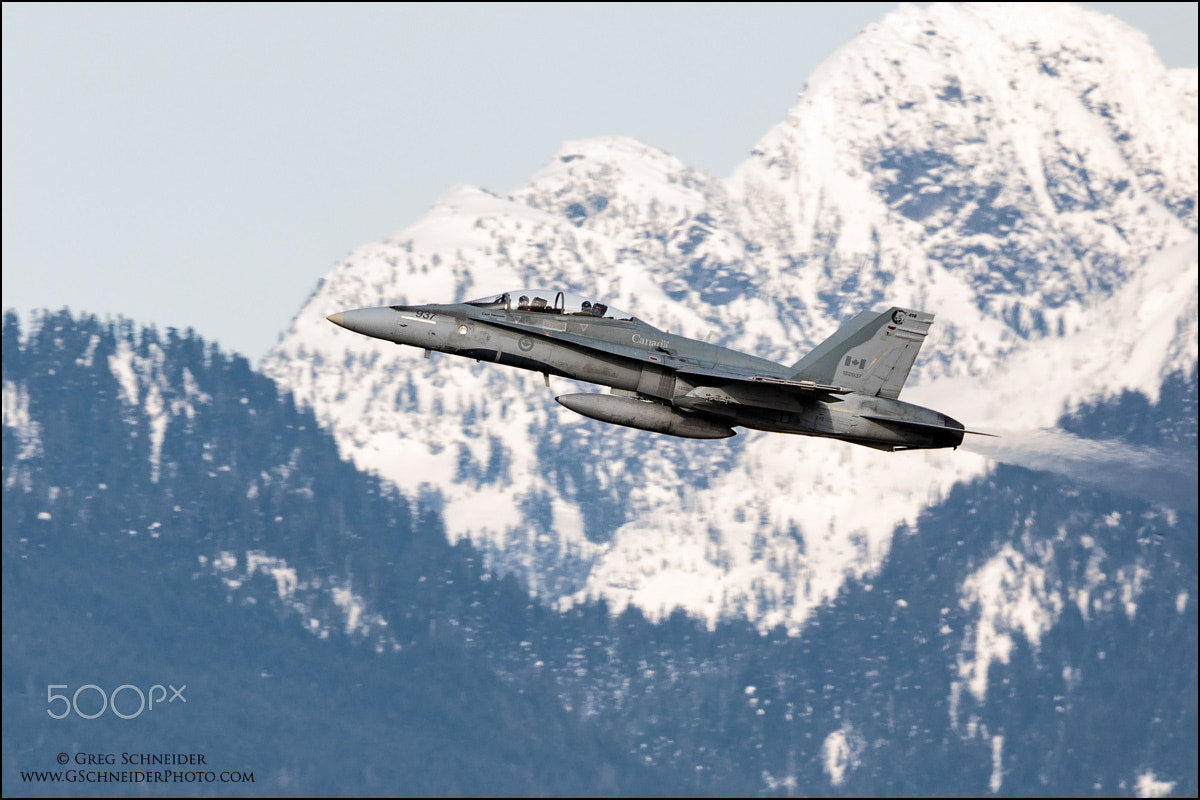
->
[556,394,735,440]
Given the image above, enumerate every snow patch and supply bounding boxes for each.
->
[2,380,43,490]
[989,734,1005,793]
[822,726,862,787]
[1135,771,1176,798]
[958,544,1063,701]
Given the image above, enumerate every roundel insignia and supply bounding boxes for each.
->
[518,336,534,352]
[891,310,905,325]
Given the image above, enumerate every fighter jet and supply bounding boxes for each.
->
[327,289,989,450]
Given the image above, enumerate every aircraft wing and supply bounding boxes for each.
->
[676,367,852,401]
[481,317,667,364]
[480,317,855,403]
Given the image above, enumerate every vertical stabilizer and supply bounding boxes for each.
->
[789,308,934,399]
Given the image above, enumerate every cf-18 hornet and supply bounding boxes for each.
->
[327,289,990,450]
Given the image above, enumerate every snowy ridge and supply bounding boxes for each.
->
[730,3,1195,360]
[261,3,1198,633]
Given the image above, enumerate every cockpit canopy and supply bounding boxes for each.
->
[466,289,634,321]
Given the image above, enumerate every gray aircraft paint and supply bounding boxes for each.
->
[327,291,989,451]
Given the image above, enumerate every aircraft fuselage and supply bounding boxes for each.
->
[327,293,970,451]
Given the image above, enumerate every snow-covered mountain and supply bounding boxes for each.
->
[261,2,1197,634]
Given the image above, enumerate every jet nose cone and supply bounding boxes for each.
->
[323,307,400,343]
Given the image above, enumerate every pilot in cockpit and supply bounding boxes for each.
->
[518,295,530,311]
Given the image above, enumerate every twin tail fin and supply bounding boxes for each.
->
[789,307,934,400]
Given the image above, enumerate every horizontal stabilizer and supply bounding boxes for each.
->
[860,414,997,437]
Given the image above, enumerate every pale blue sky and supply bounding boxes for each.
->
[3,3,1196,362]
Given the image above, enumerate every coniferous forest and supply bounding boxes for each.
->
[3,310,1196,796]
